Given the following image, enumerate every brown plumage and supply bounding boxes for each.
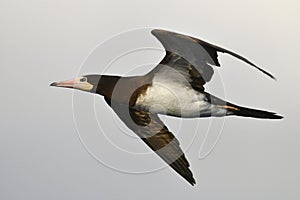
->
[50,29,283,186]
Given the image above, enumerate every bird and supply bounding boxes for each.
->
[50,29,283,186]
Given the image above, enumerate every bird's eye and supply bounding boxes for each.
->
[80,77,87,82]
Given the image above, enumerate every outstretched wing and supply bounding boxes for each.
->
[105,98,196,185]
[149,51,207,93]
[151,29,275,83]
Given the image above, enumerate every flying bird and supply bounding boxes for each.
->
[50,29,283,186]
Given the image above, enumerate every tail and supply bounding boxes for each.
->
[230,106,283,119]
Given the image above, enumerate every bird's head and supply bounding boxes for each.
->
[50,74,101,93]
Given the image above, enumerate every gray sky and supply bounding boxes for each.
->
[0,0,299,199]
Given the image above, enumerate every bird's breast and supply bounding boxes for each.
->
[134,82,211,117]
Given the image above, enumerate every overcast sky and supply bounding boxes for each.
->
[0,0,299,199]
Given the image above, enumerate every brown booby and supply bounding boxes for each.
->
[50,29,283,186]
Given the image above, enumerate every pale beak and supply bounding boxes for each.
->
[50,78,93,91]
[50,79,77,88]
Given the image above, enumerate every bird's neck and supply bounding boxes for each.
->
[96,75,121,98]
[95,75,151,106]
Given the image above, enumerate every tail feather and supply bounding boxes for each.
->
[231,106,283,119]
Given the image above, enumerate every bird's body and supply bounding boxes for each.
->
[135,81,211,117]
[134,69,225,118]
[50,29,283,186]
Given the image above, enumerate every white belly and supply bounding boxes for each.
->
[135,82,214,117]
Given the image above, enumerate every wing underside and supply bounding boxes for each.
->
[151,29,275,82]
[105,98,196,185]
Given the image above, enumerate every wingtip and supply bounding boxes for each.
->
[266,71,277,81]
[274,114,284,119]
[185,174,196,186]
[253,65,277,81]
[189,180,196,186]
